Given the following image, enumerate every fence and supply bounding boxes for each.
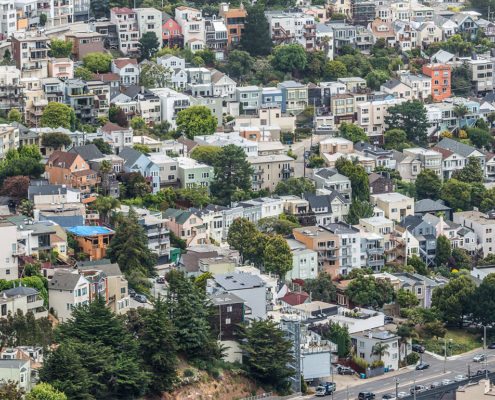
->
[239,392,274,400]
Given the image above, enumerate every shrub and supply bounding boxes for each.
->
[352,355,369,370]
[370,360,384,369]
[399,308,411,319]
[406,352,420,365]
[211,368,220,379]
[183,369,194,377]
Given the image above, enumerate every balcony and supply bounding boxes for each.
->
[282,167,295,173]
[253,168,264,175]
[304,24,316,29]
[304,32,316,38]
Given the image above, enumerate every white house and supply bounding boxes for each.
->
[111,58,140,87]
[48,270,90,322]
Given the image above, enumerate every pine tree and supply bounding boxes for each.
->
[139,296,178,394]
[241,5,273,57]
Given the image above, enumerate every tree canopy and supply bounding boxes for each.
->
[384,100,431,145]
[345,275,395,308]
[82,53,112,73]
[176,106,217,139]
[40,102,74,130]
[241,5,272,57]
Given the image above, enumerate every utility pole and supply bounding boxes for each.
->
[444,338,446,374]
[413,378,416,400]
[303,146,306,178]
[395,377,399,399]
[346,385,349,400]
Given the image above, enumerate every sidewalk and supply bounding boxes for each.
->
[426,346,484,361]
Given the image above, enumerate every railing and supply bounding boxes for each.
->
[239,393,273,400]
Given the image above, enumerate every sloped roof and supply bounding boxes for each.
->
[69,144,104,161]
[120,147,144,168]
[280,291,310,306]
[112,58,138,69]
[163,208,193,224]
[430,146,454,160]
[414,199,451,213]
[48,151,78,168]
[436,137,479,158]
[101,121,126,133]
[49,271,83,291]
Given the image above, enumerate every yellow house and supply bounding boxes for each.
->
[370,193,414,221]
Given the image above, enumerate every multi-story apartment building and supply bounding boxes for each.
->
[370,192,414,221]
[398,73,431,99]
[359,216,395,260]
[64,78,96,125]
[278,80,308,114]
[48,270,90,322]
[150,87,190,128]
[403,148,443,178]
[110,7,139,56]
[422,64,451,102]
[0,124,19,160]
[162,14,182,48]
[0,66,23,112]
[205,17,228,60]
[65,32,104,61]
[135,8,162,49]
[47,57,74,80]
[72,0,88,22]
[265,11,316,50]
[39,0,73,27]
[0,218,20,280]
[330,93,355,124]
[319,137,354,155]
[0,0,17,40]
[356,98,406,136]
[326,20,356,51]
[218,2,246,48]
[352,0,375,27]
[176,157,213,191]
[175,6,205,50]
[86,79,110,119]
[236,86,261,114]
[248,154,295,192]
[454,210,495,258]
[468,57,493,95]
[11,31,49,78]
[323,223,361,276]
[312,168,352,201]
[431,146,467,181]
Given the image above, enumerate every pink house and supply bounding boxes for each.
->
[162,17,183,48]
[48,58,74,80]
[163,208,209,246]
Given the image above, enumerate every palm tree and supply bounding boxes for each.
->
[453,103,470,133]
[99,159,113,196]
[92,195,120,225]
[371,342,390,361]
[397,323,417,365]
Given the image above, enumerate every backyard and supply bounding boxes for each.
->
[415,328,483,356]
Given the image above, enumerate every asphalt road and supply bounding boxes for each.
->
[286,134,325,179]
[301,347,495,400]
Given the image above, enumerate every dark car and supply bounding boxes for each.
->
[416,363,430,370]
[410,385,427,394]
[412,344,425,353]
[337,366,355,375]
[384,316,394,324]
[358,393,375,400]
[156,276,166,284]
[129,289,136,297]
[488,343,495,349]
[135,294,147,303]
[382,395,396,400]
[477,369,491,376]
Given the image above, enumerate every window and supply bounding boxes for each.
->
[225,318,231,325]
[188,173,195,179]
[227,306,232,312]
[417,287,422,295]
[82,287,87,295]
[121,287,126,294]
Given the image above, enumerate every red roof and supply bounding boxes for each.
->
[101,121,125,133]
[280,291,310,307]
[94,73,120,82]
[112,58,138,69]
[110,7,135,14]
[431,146,454,160]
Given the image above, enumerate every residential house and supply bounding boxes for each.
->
[380,78,412,100]
[431,145,467,181]
[393,150,422,183]
[454,210,495,257]
[368,172,395,195]
[120,147,160,194]
[110,7,140,55]
[94,72,121,100]
[218,2,246,48]
[135,8,163,49]
[432,16,458,40]
[0,286,47,319]
[6,215,57,259]
[47,58,74,80]
[393,272,441,308]
[368,19,396,46]
[319,137,354,156]
[403,147,443,178]
[98,122,133,154]
[414,199,452,220]
[157,55,187,90]
[66,226,115,261]
[65,31,105,61]
[247,154,295,192]
[147,153,179,187]
[206,272,267,320]
[0,125,19,160]
[422,64,451,102]
[305,190,350,225]
[0,359,31,392]
[416,21,442,48]
[354,142,396,169]
[48,269,90,322]
[351,329,399,371]
[45,151,100,203]
[450,13,478,39]
[11,31,49,79]
[435,137,486,173]
[468,57,494,95]
[398,72,431,100]
[398,215,437,267]
[265,10,316,50]
[64,78,96,126]
[209,292,245,343]
[175,6,205,50]
[162,14,183,48]
[205,17,228,60]
[359,230,385,271]
[285,239,318,281]
[124,85,161,124]
[211,69,236,99]
[278,81,308,114]
[337,77,367,93]
[163,208,208,246]
[312,168,352,200]
[330,94,355,124]
[370,192,414,221]
[236,86,261,114]
[322,223,361,276]
[0,66,23,113]
[356,98,406,139]
[176,156,213,191]
[86,79,111,119]
[111,58,140,87]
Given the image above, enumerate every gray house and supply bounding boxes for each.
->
[414,199,452,220]
[312,168,352,200]
[435,137,486,174]
[398,215,437,267]
[305,190,350,225]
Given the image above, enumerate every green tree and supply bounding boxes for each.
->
[166,270,218,361]
[345,200,374,224]
[89,138,112,155]
[74,66,95,80]
[106,208,157,292]
[384,100,431,145]
[227,218,263,264]
[238,319,294,394]
[263,235,293,279]
[176,106,217,139]
[139,62,171,88]
[274,177,315,196]
[345,275,395,308]
[407,255,429,276]
[397,288,420,308]
[453,103,470,129]
[440,179,472,211]
[480,186,495,212]
[322,60,347,80]
[0,380,25,399]
[416,169,442,200]
[384,129,408,151]
[271,44,307,74]
[49,39,73,58]
[302,272,336,303]
[365,70,390,91]
[452,156,484,183]
[41,131,72,149]
[82,53,112,73]
[451,63,472,96]
[195,48,215,64]
[39,13,47,26]
[371,342,390,361]
[226,50,254,78]
[109,106,128,127]
[258,214,300,235]
[436,234,452,266]
[91,196,119,225]
[130,116,147,131]
[311,322,350,358]
[241,4,272,57]
[335,158,370,201]
[176,185,211,208]
[397,323,417,364]
[133,144,152,154]
[27,383,66,400]
[470,273,495,326]
[338,122,369,143]
[309,157,325,168]
[422,321,447,339]
[150,121,171,139]
[190,145,221,165]
[1,175,29,201]
[467,127,493,149]
[7,109,22,123]
[139,296,178,394]
[40,102,73,130]
[431,275,476,326]
[451,247,471,270]
[210,144,253,205]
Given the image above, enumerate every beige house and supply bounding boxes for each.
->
[454,210,494,257]
[248,154,295,192]
[48,270,90,322]
[356,98,406,135]
[395,152,422,183]
[403,148,442,177]
[380,78,412,100]
[234,106,296,133]
[0,286,47,319]
[323,152,376,173]
[370,193,414,221]
[359,216,395,254]
[468,58,494,94]
[319,137,354,156]
[417,21,442,47]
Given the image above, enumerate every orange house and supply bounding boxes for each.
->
[46,151,100,203]
[66,226,114,261]
[219,3,246,47]
[422,64,451,102]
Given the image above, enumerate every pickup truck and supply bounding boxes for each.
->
[315,382,336,396]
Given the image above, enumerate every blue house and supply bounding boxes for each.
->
[450,14,479,39]
[398,215,437,267]
[261,87,284,109]
[120,147,160,194]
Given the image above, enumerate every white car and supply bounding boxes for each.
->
[473,354,486,362]
[442,379,454,385]
[397,393,409,399]
[455,375,468,382]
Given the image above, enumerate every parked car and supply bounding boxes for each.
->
[473,354,486,362]
[156,276,166,284]
[129,289,136,297]
[412,344,425,353]
[135,294,147,303]
[410,385,427,394]
[337,366,355,375]
[397,393,409,399]
[416,362,430,370]
[384,316,394,324]
[488,342,495,349]
[358,393,375,400]
[454,375,468,382]
[382,394,396,400]
[442,379,454,386]
[430,382,442,389]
